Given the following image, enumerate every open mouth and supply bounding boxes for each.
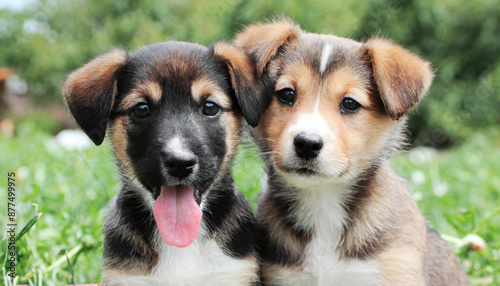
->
[153,185,203,248]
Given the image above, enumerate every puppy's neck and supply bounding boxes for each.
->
[262,162,386,259]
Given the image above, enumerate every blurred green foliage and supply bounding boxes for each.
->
[0,0,499,145]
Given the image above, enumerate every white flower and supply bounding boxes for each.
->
[411,170,426,185]
[459,234,487,252]
[55,129,92,151]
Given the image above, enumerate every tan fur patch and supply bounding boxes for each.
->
[261,264,302,284]
[62,49,127,145]
[141,80,163,103]
[213,42,256,85]
[217,111,242,179]
[63,49,126,108]
[234,19,301,75]
[117,81,163,111]
[376,246,425,285]
[118,91,145,111]
[258,192,310,261]
[191,76,230,109]
[327,68,372,107]
[108,117,135,178]
[340,163,427,256]
[255,98,294,170]
[362,38,434,120]
[212,41,263,126]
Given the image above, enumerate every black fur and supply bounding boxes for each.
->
[64,41,260,283]
[203,175,259,258]
[108,42,235,199]
[103,185,158,272]
[63,49,127,145]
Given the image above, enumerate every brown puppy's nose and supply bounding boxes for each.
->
[294,132,323,160]
[162,151,197,179]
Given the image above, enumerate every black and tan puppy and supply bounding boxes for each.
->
[234,20,470,285]
[62,41,261,285]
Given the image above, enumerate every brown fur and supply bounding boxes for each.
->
[217,111,243,180]
[254,61,395,178]
[235,19,470,285]
[190,76,231,108]
[234,20,301,75]
[140,80,163,103]
[117,81,164,110]
[62,49,126,145]
[213,42,257,87]
[107,117,135,179]
[360,39,434,120]
[258,190,311,266]
[212,42,265,127]
[63,49,126,106]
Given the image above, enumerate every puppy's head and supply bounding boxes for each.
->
[63,41,259,246]
[235,20,433,187]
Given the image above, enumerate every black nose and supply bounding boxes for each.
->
[294,132,324,160]
[162,151,197,179]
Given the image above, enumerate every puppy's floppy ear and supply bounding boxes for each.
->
[234,18,300,76]
[360,38,434,120]
[212,42,264,127]
[62,49,127,145]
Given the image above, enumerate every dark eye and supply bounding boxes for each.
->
[276,88,296,105]
[132,103,150,118]
[202,102,220,116]
[340,97,361,113]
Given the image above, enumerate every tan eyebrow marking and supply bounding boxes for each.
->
[117,81,162,110]
[118,91,144,110]
[191,76,230,109]
[327,67,371,107]
[275,76,296,92]
[141,80,163,102]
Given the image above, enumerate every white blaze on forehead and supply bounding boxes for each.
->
[320,43,332,74]
[313,95,321,113]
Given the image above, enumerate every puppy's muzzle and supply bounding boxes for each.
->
[162,150,197,179]
[294,132,324,160]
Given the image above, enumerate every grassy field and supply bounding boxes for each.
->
[1,114,499,285]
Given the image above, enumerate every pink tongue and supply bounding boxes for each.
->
[153,186,202,248]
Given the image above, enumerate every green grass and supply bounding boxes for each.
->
[1,115,499,285]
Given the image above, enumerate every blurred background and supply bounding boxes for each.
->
[0,0,499,285]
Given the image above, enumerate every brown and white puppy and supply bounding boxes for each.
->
[62,41,262,285]
[234,20,471,285]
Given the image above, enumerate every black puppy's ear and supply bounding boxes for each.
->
[360,38,434,120]
[212,42,264,127]
[62,49,127,145]
[234,18,300,76]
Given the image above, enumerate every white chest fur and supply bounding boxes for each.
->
[298,237,383,286]
[106,225,258,286]
[268,181,384,286]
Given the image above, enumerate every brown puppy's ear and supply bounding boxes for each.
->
[212,42,264,127]
[361,38,434,120]
[234,19,300,76]
[62,49,127,145]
